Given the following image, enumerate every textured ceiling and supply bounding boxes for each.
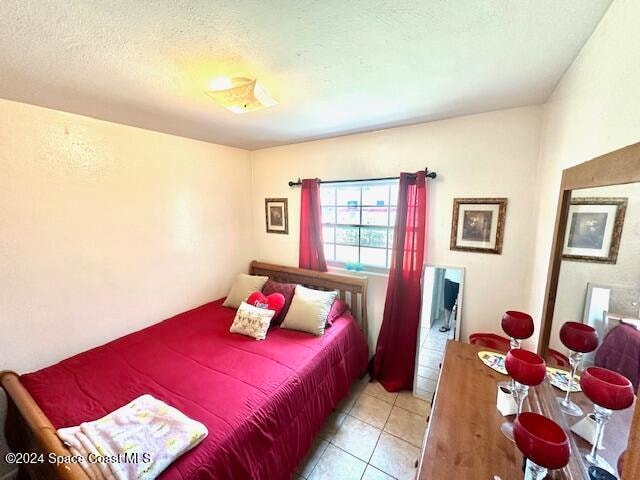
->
[0,1,612,149]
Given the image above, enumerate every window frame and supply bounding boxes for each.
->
[320,179,398,273]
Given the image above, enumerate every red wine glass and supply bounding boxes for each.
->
[500,311,535,390]
[502,311,535,349]
[558,321,599,417]
[514,412,570,480]
[501,349,547,441]
[580,367,634,473]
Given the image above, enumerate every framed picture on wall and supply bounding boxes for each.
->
[561,197,627,263]
[265,198,289,234]
[450,198,508,254]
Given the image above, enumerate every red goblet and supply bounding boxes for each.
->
[581,367,634,473]
[558,321,599,417]
[514,412,570,480]
[500,311,535,391]
[502,311,535,349]
[501,349,547,441]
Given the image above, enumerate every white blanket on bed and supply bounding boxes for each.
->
[57,394,208,480]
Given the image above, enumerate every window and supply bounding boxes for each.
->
[321,179,398,270]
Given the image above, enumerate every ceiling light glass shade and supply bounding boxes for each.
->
[205,77,277,113]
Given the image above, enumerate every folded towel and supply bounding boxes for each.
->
[57,394,208,480]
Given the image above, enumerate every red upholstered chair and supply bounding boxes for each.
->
[545,348,570,368]
[469,333,510,352]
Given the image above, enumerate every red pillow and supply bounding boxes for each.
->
[262,279,296,326]
[326,298,349,326]
[246,291,285,318]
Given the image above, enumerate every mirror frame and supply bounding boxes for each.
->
[537,141,640,480]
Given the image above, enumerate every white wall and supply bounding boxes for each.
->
[527,0,640,348]
[250,106,543,352]
[0,99,253,373]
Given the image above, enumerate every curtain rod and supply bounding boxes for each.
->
[288,168,437,187]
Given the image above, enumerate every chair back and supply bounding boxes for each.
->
[469,333,510,352]
[546,348,570,368]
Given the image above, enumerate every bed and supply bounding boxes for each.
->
[1,261,369,480]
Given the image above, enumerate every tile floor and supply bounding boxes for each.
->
[415,314,454,401]
[294,376,431,480]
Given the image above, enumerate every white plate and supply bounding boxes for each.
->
[477,351,507,375]
[547,367,581,392]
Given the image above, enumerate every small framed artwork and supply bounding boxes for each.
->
[265,198,288,234]
[562,197,627,263]
[450,198,508,254]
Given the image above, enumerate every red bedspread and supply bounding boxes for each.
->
[20,299,369,479]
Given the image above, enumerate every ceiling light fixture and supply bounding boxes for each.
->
[205,77,277,114]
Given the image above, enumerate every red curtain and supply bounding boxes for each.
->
[373,171,427,391]
[299,178,328,271]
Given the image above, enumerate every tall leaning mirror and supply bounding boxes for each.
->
[414,265,464,401]
[539,143,640,480]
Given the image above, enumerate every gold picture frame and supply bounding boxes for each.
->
[450,198,508,254]
[265,198,288,234]
[561,197,627,264]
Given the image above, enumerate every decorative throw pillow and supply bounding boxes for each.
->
[326,299,349,326]
[222,273,269,309]
[246,291,286,318]
[262,279,297,326]
[281,285,338,336]
[229,302,275,340]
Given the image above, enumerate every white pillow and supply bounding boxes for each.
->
[281,285,338,336]
[223,273,269,308]
[229,302,275,340]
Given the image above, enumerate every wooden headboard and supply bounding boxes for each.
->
[250,261,368,339]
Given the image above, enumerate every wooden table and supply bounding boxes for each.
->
[417,341,633,479]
